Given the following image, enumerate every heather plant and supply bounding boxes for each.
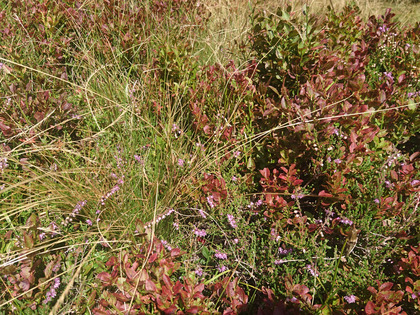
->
[1,0,420,314]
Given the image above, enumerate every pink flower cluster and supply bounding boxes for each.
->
[100,177,124,205]
[193,228,207,237]
[43,277,60,304]
[215,250,227,260]
[144,208,175,229]
[227,214,237,228]
[207,195,215,208]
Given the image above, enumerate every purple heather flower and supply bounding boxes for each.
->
[227,214,237,228]
[207,195,215,208]
[96,210,101,215]
[52,263,61,272]
[215,250,227,260]
[53,277,61,289]
[173,222,179,230]
[177,159,184,167]
[344,295,356,304]
[374,198,380,204]
[217,265,227,272]
[39,233,46,241]
[233,238,239,244]
[0,158,9,173]
[274,259,285,265]
[306,264,319,277]
[86,219,92,226]
[278,248,292,255]
[161,240,172,251]
[134,154,143,163]
[334,159,342,164]
[384,72,394,81]
[378,25,389,33]
[198,209,207,218]
[193,228,207,237]
[231,175,238,182]
[233,151,241,158]
[195,267,203,277]
[339,218,353,225]
[255,199,263,207]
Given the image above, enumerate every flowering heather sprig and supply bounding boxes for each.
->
[217,265,227,272]
[290,194,303,200]
[195,267,203,277]
[215,250,228,260]
[43,277,61,304]
[134,154,144,165]
[227,214,237,229]
[177,159,185,167]
[383,71,394,82]
[337,217,353,225]
[172,123,182,138]
[407,91,420,98]
[278,247,292,255]
[198,209,207,218]
[50,222,59,236]
[100,177,124,205]
[193,228,207,237]
[274,259,285,265]
[0,157,9,173]
[160,240,172,251]
[207,195,215,208]
[63,200,87,226]
[144,208,175,229]
[306,264,319,277]
[378,24,389,34]
[344,295,356,304]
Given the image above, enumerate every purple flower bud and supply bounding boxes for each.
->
[344,295,356,304]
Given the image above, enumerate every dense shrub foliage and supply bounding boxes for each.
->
[0,0,419,314]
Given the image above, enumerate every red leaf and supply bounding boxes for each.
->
[379,282,394,292]
[365,301,377,314]
[145,279,157,292]
[318,190,333,197]
[148,253,158,263]
[173,281,183,294]
[162,274,172,289]
[105,256,117,267]
[259,168,270,179]
[163,304,177,314]
[23,231,34,249]
[97,272,112,283]
[185,306,199,314]
[390,170,398,181]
